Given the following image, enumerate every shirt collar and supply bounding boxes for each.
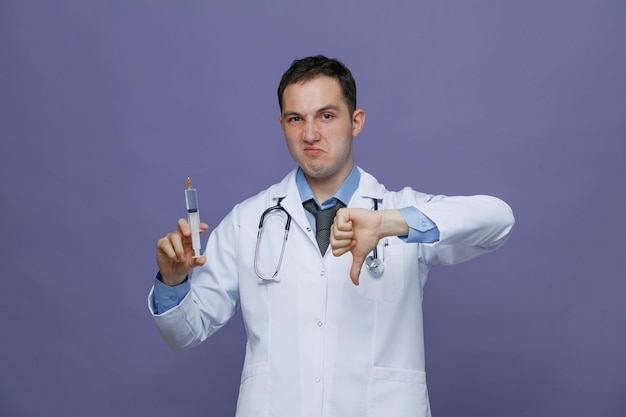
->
[296,165,361,209]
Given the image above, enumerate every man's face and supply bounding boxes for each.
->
[279,76,365,189]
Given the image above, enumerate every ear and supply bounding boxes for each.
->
[351,109,366,137]
[278,114,286,132]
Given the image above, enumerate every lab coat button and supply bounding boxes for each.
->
[320,271,325,276]
[315,378,321,383]
[317,321,323,327]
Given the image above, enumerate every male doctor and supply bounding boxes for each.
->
[150,55,515,417]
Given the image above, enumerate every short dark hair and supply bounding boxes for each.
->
[277,55,357,114]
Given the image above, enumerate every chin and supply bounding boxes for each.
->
[301,163,331,177]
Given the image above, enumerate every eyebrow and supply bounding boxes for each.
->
[282,104,342,118]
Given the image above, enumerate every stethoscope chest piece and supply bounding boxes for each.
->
[365,255,384,275]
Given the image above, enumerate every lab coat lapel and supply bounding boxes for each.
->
[268,169,316,243]
[351,167,385,208]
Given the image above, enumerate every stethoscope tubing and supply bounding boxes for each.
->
[254,198,291,281]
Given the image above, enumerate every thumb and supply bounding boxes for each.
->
[350,254,365,285]
[192,255,206,267]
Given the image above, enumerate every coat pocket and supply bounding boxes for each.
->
[356,244,405,301]
[236,361,269,417]
[368,366,430,417]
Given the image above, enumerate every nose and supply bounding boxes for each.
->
[302,120,319,142]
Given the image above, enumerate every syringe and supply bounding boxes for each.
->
[185,177,202,258]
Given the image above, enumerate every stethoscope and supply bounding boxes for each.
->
[253,197,384,281]
[254,198,291,281]
[364,199,384,275]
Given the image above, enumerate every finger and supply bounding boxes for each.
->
[177,218,191,236]
[330,225,352,244]
[331,227,353,241]
[334,209,352,232]
[332,244,351,257]
[350,256,365,285]
[193,255,207,267]
[331,236,352,253]
[330,226,351,256]
[331,237,352,250]
[168,231,187,262]
[199,222,209,234]
[157,236,178,261]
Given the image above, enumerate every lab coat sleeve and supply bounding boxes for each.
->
[412,194,515,266]
[148,205,242,352]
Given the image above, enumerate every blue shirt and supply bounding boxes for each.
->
[153,166,439,314]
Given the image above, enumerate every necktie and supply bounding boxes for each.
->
[303,199,346,255]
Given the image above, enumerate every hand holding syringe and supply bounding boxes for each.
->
[155,177,208,287]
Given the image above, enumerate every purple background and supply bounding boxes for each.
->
[1,1,625,416]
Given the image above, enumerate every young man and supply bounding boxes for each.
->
[150,55,514,417]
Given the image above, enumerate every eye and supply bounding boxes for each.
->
[321,113,333,120]
[288,116,301,123]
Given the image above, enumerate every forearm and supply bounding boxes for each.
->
[414,195,515,265]
[379,209,410,238]
[417,195,514,247]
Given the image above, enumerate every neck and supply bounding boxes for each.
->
[308,180,339,203]
[305,169,351,203]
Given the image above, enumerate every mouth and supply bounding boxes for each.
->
[304,146,324,156]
